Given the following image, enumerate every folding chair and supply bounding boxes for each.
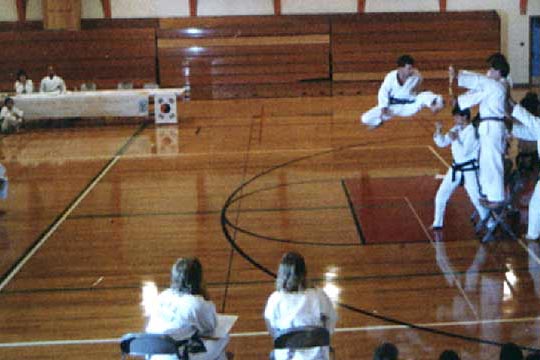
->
[271,326,334,360]
[120,332,205,360]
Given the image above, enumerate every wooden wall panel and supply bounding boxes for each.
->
[0,28,157,91]
[157,16,331,99]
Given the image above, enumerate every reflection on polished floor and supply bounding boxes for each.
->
[0,95,539,359]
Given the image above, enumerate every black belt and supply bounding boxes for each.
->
[479,117,505,122]
[452,159,479,186]
[389,97,415,105]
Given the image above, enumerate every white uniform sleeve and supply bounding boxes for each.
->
[40,78,46,93]
[513,123,537,141]
[263,292,279,326]
[196,300,217,336]
[409,71,422,95]
[59,78,67,93]
[512,104,540,139]
[14,107,23,118]
[318,289,337,333]
[0,107,7,120]
[377,73,392,108]
[433,131,452,148]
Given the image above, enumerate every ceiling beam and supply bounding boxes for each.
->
[16,0,27,22]
[439,0,447,12]
[100,0,111,18]
[520,0,528,15]
[189,0,197,16]
[357,0,365,13]
[274,0,281,15]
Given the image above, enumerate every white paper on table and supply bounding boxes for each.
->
[211,314,238,338]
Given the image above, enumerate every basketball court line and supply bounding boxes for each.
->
[0,124,146,292]
[9,144,431,164]
[404,196,480,320]
[1,316,539,348]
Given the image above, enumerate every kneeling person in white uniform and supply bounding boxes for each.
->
[40,65,66,93]
[146,258,230,360]
[432,104,489,229]
[361,54,444,128]
[0,97,24,134]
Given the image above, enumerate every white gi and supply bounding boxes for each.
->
[146,289,229,360]
[0,106,23,133]
[40,75,66,93]
[0,164,7,200]
[361,69,443,127]
[14,79,33,94]
[511,104,540,239]
[433,124,489,228]
[264,288,337,360]
[456,70,507,202]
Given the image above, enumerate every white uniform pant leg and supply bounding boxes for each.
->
[1,115,20,133]
[433,168,460,227]
[478,122,506,202]
[463,170,489,222]
[527,181,540,239]
[361,106,392,126]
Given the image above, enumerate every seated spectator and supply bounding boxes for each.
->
[40,65,66,93]
[145,257,230,360]
[500,342,524,360]
[264,252,337,360]
[0,97,24,134]
[373,342,398,360]
[439,349,460,360]
[14,69,33,94]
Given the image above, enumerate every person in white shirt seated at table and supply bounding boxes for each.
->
[145,257,231,360]
[40,66,66,93]
[14,69,33,95]
[0,97,24,133]
[264,252,338,360]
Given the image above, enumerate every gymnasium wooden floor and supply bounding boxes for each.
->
[0,94,539,359]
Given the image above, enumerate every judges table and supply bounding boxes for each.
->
[12,88,185,120]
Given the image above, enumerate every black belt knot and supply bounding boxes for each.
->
[452,159,479,186]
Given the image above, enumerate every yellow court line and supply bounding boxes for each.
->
[428,145,451,168]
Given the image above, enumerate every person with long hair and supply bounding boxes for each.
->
[264,252,337,360]
[146,258,229,360]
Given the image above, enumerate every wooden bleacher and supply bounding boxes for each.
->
[0,11,500,99]
[331,11,500,96]
[157,16,331,99]
[0,28,157,92]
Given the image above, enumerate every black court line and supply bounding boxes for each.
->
[0,123,147,289]
[68,204,349,220]
[220,136,540,353]
[220,114,258,313]
[341,179,367,245]
[1,265,522,296]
